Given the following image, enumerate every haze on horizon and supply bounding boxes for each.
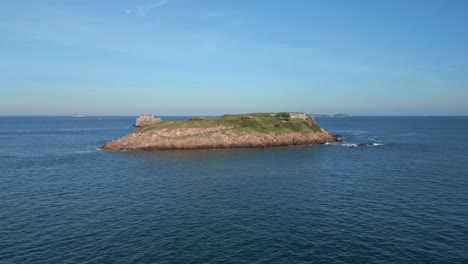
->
[1,0,467,116]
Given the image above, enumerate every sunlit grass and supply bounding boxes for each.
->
[137,113,322,134]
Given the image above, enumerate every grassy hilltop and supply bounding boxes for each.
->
[137,112,322,134]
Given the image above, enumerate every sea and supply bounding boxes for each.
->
[1,116,467,264]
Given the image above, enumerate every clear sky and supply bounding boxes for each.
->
[1,0,467,115]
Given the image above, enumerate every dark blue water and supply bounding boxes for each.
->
[1,116,467,263]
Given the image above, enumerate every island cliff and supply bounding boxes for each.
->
[102,112,340,151]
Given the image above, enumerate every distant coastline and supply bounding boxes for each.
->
[308,113,352,118]
[72,114,103,118]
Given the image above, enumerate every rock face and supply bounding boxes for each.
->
[103,112,340,151]
[134,114,161,127]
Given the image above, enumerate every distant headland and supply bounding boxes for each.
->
[72,114,102,118]
[102,112,340,151]
[308,113,352,118]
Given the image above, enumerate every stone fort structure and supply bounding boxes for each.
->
[134,114,161,127]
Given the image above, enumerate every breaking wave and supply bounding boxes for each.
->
[342,142,385,147]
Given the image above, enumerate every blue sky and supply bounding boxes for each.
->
[1,0,467,115]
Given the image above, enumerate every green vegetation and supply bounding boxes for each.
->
[137,113,322,134]
[274,112,291,118]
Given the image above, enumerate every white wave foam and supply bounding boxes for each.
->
[342,142,385,147]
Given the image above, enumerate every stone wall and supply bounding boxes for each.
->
[289,112,307,120]
[135,114,161,127]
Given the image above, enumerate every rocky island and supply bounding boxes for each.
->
[102,112,340,151]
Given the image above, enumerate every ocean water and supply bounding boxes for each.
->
[1,116,467,263]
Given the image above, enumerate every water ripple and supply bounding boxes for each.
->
[1,117,468,263]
